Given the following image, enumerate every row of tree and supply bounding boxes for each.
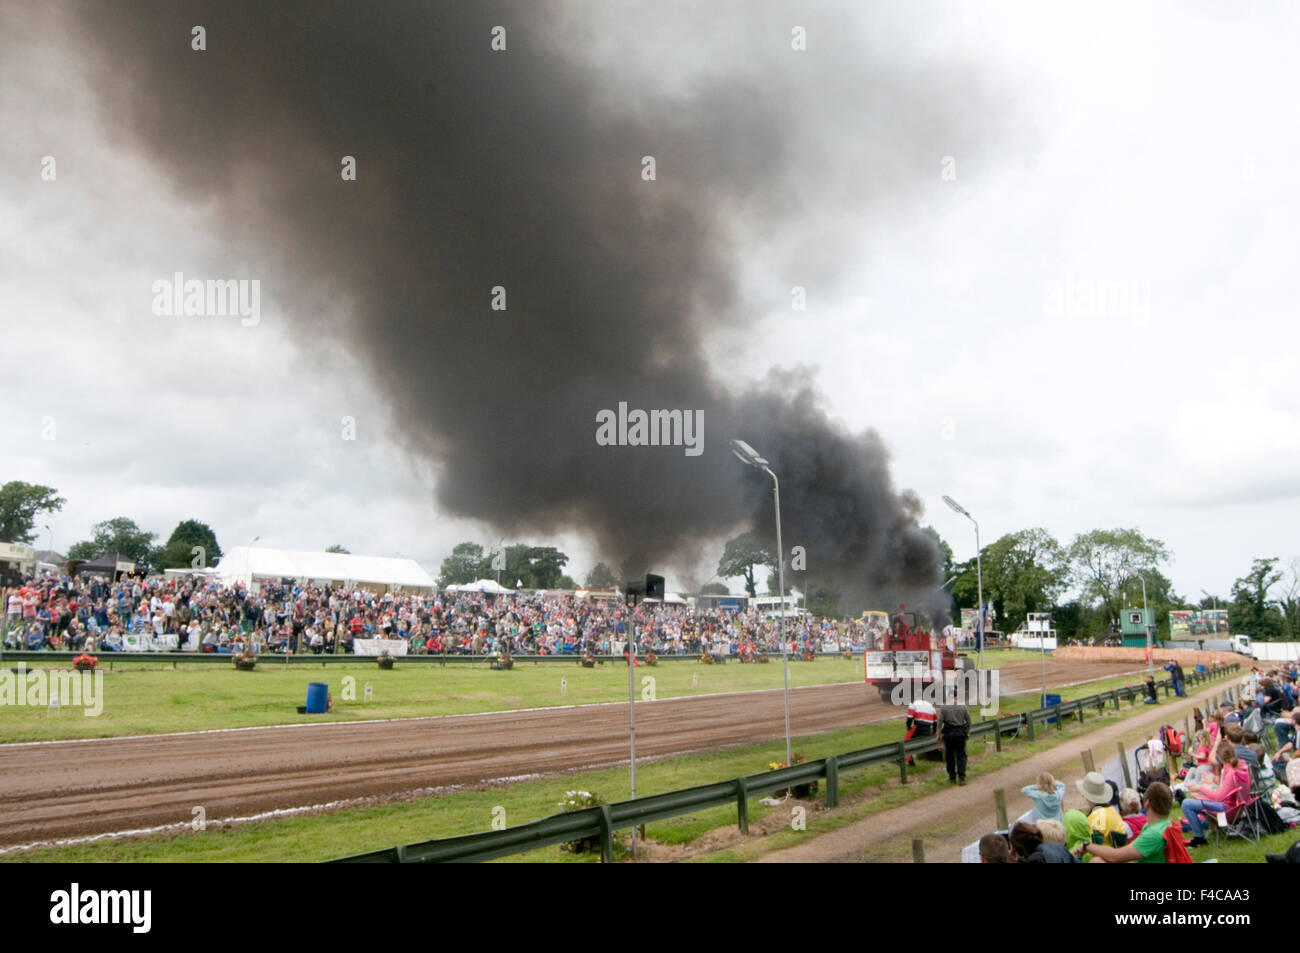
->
[436,542,576,591]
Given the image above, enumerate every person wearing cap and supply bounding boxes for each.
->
[937,690,972,785]
[1077,771,1128,847]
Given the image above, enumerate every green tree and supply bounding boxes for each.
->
[557,574,578,590]
[950,528,1069,635]
[437,541,485,588]
[1067,528,1172,632]
[700,582,730,596]
[1230,557,1285,641]
[717,532,777,598]
[159,519,223,569]
[67,517,159,570]
[528,546,570,590]
[0,482,66,544]
[584,562,617,588]
[1280,557,1300,641]
[325,544,350,554]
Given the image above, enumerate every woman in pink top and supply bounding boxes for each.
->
[1182,741,1251,846]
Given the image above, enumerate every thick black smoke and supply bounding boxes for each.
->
[58,1,1005,614]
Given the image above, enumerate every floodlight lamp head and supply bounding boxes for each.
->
[728,438,768,468]
[942,495,969,518]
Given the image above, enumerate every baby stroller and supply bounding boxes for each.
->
[1134,740,1170,795]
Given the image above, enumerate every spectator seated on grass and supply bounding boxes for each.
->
[1076,783,1186,863]
[1118,788,1146,839]
[1223,724,1259,770]
[1021,772,1066,824]
[1009,821,1076,864]
[1063,809,1092,859]
[1182,741,1252,848]
[1037,819,1066,845]
[1076,772,1128,847]
[979,833,1010,864]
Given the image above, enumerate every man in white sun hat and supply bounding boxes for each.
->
[1077,771,1128,848]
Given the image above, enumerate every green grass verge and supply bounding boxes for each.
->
[0,656,868,743]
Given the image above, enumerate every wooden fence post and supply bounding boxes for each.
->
[898,741,909,784]
[1117,741,1131,788]
[825,756,839,809]
[912,838,925,863]
[994,788,1009,831]
[736,777,749,834]
[1081,749,1095,774]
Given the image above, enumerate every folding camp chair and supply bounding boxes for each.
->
[1223,765,1274,845]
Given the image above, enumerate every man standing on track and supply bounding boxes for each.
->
[937,689,972,785]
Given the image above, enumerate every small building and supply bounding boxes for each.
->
[1120,607,1156,648]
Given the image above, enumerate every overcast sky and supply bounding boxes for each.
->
[1,1,1297,603]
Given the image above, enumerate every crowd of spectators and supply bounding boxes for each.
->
[980,662,1300,862]
[1,568,878,658]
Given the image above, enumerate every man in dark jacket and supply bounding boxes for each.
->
[937,694,972,785]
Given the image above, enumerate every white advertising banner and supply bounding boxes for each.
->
[865,651,894,680]
[353,638,409,656]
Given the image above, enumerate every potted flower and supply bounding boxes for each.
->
[767,752,818,799]
[491,651,514,671]
[701,651,714,665]
[757,652,770,663]
[72,654,98,672]
[644,652,658,666]
[581,652,596,668]
[376,650,395,670]
[841,649,853,661]
[557,790,604,854]
[233,651,257,671]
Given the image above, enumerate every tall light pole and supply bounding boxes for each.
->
[943,495,984,670]
[729,438,791,769]
[1123,573,1152,676]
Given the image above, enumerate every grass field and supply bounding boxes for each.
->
[0,664,1184,862]
[0,656,870,743]
[0,650,1074,743]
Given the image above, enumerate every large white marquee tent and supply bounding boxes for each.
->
[214,546,436,591]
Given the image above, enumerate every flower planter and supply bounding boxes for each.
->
[580,657,596,668]
[234,658,257,671]
[377,656,395,670]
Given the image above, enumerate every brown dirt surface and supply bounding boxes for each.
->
[1054,646,1235,667]
[0,657,1141,849]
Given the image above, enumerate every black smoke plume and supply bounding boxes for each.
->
[55,0,1007,614]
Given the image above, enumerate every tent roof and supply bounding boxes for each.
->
[448,578,516,594]
[214,546,435,589]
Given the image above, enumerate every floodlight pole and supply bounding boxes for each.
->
[728,439,792,769]
[763,463,792,770]
[1123,573,1152,677]
[943,496,984,670]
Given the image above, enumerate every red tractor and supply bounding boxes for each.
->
[863,604,973,704]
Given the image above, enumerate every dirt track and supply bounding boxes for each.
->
[0,658,1141,850]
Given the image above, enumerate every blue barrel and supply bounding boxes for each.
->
[1041,693,1062,723]
[1195,664,1207,674]
[305,682,329,714]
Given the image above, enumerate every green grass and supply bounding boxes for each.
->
[1,664,1226,863]
[0,656,867,743]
